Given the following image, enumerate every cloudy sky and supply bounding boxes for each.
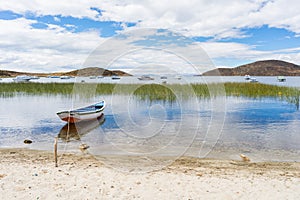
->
[0,0,300,73]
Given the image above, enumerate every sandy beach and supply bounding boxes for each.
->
[0,148,299,199]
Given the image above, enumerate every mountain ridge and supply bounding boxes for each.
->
[202,60,300,76]
[0,67,131,78]
[1,60,300,77]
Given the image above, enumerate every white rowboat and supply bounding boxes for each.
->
[57,101,105,123]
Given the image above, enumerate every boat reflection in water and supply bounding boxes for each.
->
[58,114,105,142]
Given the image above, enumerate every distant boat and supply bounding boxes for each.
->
[111,76,121,80]
[57,100,105,123]
[97,76,104,79]
[89,76,96,79]
[174,75,182,80]
[277,76,286,82]
[249,77,258,83]
[244,75,251,80]
[30,76,40,80]
[48,75,60,78]
[60,76,70,79]
[13,75,31,82]
[138,75,154,80]
[160,76,167,79]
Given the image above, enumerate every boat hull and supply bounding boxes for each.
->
[58,111,104,123]
[138,75,154,80]
[58,114,105,141]
[57,101,105,123]
[13,75,31,82]
[13,79,30,82]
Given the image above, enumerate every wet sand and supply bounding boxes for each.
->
[0,148,300,199]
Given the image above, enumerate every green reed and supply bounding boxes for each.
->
[0,82,299,108]
[223,82,300,109]
[0,82,116,97]
[224,82,300,98]
[0,82,74,96]
[133,84,177,101]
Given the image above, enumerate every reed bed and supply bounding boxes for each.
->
[224,82,300,98]
[0,82,299,108]
[224,82,300,109]
[0,82,74,95]
[134,84,177,101]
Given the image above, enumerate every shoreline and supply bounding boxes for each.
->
[1,148,300,199]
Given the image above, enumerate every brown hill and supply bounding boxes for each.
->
[0,70,47,78]
[203,60,300,76]
[60,67,131,77]
[0,67,131,78]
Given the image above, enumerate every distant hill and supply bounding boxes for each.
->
[202,60,300,76]
[3,60,300,77]
[0,67,131,78]
[61,67,131,77]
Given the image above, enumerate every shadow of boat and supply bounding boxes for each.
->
[58,114,105,142]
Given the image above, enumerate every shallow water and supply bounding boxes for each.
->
[0,93,299,162]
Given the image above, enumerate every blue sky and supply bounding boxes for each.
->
[0,0,300,73]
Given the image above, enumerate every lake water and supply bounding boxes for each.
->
[0,91,299,163]
[1,75,300,88]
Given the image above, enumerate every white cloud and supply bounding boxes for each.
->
[0,0,101,19]
[53,16,60,22]
[1,0,300,72]
[80,29,215,75]
[1,0,300,38]
[0,18,104,72]
[97,0,300,38]
[0,17,298,73]
[199,41,300,67]
[250,0,300,33]
[199,42,264,59]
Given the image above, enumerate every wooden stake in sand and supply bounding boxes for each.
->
[240,154,250,162]
[54,137,58,167]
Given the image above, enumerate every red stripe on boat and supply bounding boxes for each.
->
[61,117,80,123]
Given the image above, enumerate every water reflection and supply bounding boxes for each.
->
[0,94,299,162]
[58,114,105,142]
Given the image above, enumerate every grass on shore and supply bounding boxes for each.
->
[0,82,299,108]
